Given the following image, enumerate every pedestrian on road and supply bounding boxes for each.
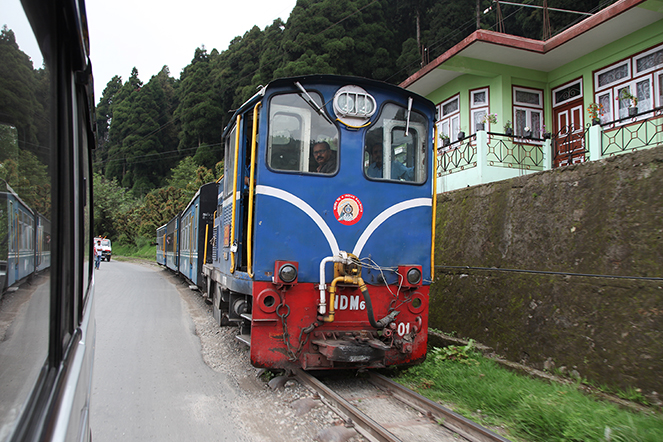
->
[94,240,102,270]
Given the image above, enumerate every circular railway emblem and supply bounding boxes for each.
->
[333,194,363,225]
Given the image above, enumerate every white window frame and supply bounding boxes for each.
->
[437,94,460,146]
[513,87,544,139]
[552,79,583,108]
[633,43,663,77]
[594,89,613,125]
[594,61,631,93]
[656,71,663,108]
[470,87,489,133]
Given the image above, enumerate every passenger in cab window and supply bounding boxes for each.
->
[366,143,414,181]
[311,141,337,174]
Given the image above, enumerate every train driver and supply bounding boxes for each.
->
[366,143,414,181]
[312,141,337,174]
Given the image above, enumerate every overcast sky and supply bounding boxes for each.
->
[86,0,298,100]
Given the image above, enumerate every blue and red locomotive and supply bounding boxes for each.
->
[160,75,437,370]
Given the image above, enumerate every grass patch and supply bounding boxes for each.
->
[392,344,663,442]
[112,236,155,260]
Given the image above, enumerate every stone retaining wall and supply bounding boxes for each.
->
[431,144,663,397]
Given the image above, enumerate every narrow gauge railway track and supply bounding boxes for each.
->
[293,369,512,442]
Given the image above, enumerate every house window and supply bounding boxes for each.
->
[593,43,663,121]
[596,90,613,125]
[470,87,489,132]
[553,79,582,107]
[634,44,663,76]
[437,94,460,145]
[513,87,543,138]
[595,62,630,92]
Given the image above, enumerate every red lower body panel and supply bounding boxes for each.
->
[249,281,428,370]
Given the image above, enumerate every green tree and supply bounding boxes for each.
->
[93,172,136,238]
[175,47,224,170]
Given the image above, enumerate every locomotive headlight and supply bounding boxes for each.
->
[407,268,422,285]
[333,85,376,127]
[398,265,422,288]
[278,263,297,284]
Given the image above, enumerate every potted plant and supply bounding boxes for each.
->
[478,113,498,131]
[587,102,605,125]
[617,88,638,116]
[457,129,465,141]
[504,120,513,136]
[440,133,450,147]
[542,124,551,139]
[523,126,532,139]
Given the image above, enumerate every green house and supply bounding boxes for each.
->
[401,0,663,193]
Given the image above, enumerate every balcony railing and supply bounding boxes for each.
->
[438,132,545,177]
[486,132,545,170]
[552,125,590,167]
[435,109,661,193]
[437,135,477,177]
[600,106,663,156]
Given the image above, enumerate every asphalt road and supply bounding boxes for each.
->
[91,260,245,441]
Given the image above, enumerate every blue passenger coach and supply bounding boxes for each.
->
[178,182,218,287]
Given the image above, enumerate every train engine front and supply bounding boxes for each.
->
[204,75,436,370]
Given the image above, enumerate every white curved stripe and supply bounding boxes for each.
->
[352,198,432,257]
[256,185,340,255]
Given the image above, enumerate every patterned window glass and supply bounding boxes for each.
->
[598,64,629,88]
[636,48,663,73]
[659,73,663,106]
[473,91,486,106]
[515,90,541,106]
[515,109,527,136]
[531,111,542,138]
[442,98,459,116]
[598,92,612,124]
[473,109,486,132]
[617,86,631,119]
[554,82,581,106]
[636,79,652,111]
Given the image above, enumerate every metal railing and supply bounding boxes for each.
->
[486,132,545,170]
[437,134,477,177]
[552,125,590,167]
[437,132,547,177]
[600,106,663,156]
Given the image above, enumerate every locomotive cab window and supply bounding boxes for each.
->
[267,93,339,174]
[364,103,428,183]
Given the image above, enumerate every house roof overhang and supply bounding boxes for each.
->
[401,0,663,96]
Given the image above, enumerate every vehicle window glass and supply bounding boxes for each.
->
[0,3,52,437]
[268,93,339,174]
[364,103,427,183]
[224,125,236,197]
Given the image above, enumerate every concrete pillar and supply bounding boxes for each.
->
[588,124,603,161]
[476,130,488,184]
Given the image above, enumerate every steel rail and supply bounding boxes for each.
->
[293,369,403,442]
[368,372,513,442]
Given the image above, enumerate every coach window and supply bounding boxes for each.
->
[0,3,53,437]
[224,124,237,198]
[364,103,427,183]
[267,93,339,174]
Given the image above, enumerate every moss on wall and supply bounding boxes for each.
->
[431,145,663,394]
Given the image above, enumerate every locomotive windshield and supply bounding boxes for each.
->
[364,103,428,183]
[267,93,339,174]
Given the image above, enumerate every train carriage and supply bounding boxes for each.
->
[178,182,218,287]
[201,75,437,370]
[156,223,167,266]
[165,214,180,272]
[35,213,51,272]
